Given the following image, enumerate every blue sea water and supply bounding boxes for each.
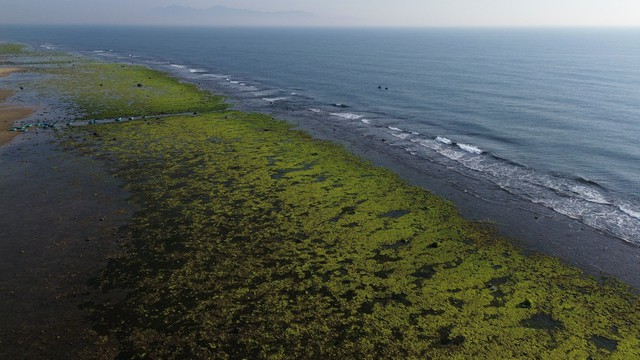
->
[2,25,640,244]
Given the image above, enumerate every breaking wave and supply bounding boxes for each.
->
[330,112,363,120]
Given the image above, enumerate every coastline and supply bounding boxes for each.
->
[289,111,640,289]
[2,45,640,358]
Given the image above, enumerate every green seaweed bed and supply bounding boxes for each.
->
[5,44,640,359]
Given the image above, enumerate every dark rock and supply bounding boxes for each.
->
[378,209,410,219]
[437,327,465,347]
[590,335,618,352]
[521,313,563,330]
[517,299,533,309]
[412,264,436,279]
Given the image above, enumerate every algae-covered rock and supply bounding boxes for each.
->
[68,113,640,359]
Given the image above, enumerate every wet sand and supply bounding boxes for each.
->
[0,131,133,359]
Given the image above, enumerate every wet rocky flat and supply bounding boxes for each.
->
[0,131,132,359]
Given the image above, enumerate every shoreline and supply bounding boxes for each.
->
[303,117,640,288]
[197,78,640,290]
[158,61,640,253]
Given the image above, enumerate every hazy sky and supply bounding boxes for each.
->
[1,0,640,27]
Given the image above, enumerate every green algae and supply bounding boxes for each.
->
[5,44,640,358]
[0,43,26,56]
[41,63,227,119]
[1,43,225,119]
[66,113,640,359]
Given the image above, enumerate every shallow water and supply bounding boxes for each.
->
[2,25,640,244]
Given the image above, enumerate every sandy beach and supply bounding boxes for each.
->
[0,105,34,146]
[0,69,34,146]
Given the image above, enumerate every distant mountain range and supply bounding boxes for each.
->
[148,5,326,26]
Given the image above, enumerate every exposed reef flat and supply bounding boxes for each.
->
[0,131,132,359]
[2,44,640,359]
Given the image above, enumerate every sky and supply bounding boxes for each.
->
[1,0,640,27]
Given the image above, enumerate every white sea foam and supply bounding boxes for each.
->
[361,119,371,124]
[308,108,322,113]
[435,136,453,145]
[391,132,411,140]
[238,85,259,91]
[388,126,403,132]
[439,148,466,161]
[620,204,640,220]
[229,81,240,84]
[189,68,207,73]
[569,185,611,205]
[457,143,483,154]
[253,90,279,96]
[413,138,439,151]
[170,64,186,69]
[402,133,640,244]
[330,113,363,120]
[263,97,288,102]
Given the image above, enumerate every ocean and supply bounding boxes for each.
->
[2,25,640,245]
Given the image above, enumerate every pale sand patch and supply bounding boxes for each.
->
[0,89,14,102]
[0,105,34,146]
[0,67,24,77]
[1,68,33,146]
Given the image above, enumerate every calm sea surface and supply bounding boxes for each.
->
[2,25,640,244]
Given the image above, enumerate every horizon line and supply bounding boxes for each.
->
[3,23,640,30]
